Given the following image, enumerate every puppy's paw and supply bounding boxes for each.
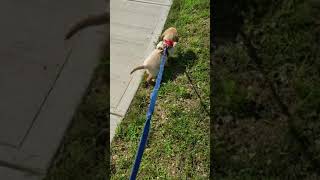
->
[144,81,150,88]
[150,80,156,86]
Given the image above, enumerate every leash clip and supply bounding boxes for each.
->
[164,39,174,48]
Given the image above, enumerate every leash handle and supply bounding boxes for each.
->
[129,48,168,179]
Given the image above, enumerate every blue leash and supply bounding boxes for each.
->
[129,47,168,179]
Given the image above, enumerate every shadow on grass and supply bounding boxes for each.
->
[162,49,197,83]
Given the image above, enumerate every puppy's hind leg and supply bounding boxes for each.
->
[145,74,153,88]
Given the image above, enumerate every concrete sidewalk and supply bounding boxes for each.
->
[110,0,172,142]
[0,0,172,178]
[0,0,106,179]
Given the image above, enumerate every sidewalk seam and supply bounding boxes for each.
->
[115,75,134,109]
[0,160,44,176]
[110,112,124,117]
[128,0,171,6]
[18,45,74,148]
[0,142,18,149]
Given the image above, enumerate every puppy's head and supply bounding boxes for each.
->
[157,48,164,54]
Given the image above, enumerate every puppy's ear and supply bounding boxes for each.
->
[160,33,165,41]
[175,36,179,42]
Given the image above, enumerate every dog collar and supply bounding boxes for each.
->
[164,39,174,47]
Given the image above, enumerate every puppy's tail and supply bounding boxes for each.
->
[130,65,145,74]
[65,12,108,40]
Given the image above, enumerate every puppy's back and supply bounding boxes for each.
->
[143,49,163,77]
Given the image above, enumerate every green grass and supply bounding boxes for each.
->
[111,0,210,179]
[213,0,320,179]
